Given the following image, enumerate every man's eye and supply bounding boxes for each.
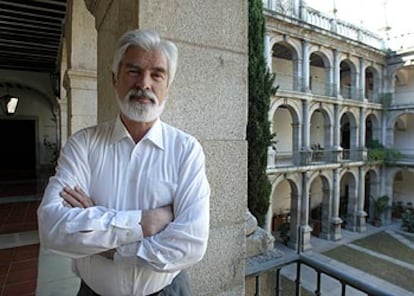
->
[152,72,165,80]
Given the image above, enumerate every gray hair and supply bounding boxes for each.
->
[112,29,178,86]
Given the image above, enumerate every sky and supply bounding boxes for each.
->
[306,0,414,50]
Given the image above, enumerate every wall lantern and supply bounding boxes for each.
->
[1,95,19,115]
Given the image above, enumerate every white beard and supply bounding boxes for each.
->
[117,89,165,122]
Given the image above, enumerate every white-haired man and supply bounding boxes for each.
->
[37,29,210,296]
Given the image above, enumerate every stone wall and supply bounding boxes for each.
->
[86,0,249,294]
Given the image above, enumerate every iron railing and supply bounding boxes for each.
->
[247,253,394,296]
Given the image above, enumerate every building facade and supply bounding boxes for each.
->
[263,0,414,251]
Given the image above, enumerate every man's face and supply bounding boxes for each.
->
[113,46,169,122]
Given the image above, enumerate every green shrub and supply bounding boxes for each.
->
[401,210,414,233]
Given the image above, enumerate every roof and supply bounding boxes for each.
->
[0,0,68,73]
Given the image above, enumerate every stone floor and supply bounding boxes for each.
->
[0,201,40,296]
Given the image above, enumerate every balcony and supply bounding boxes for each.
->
[267,148,365,169]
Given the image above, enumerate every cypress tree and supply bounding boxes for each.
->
[247,0,277,226]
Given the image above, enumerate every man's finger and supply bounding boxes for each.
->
[60,191,84,208]
[63,186,92,208]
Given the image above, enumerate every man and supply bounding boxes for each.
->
[37,29,210,296]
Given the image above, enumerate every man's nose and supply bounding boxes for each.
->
[135,72,151,90]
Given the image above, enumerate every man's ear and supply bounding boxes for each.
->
[112,72,117,87]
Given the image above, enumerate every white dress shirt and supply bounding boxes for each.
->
[37,116,210,296]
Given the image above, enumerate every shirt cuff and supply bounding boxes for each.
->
[110,210,143,241]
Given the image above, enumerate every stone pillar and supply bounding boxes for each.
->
[64,0,97,135]
[299,0,307,21]
[359,107,367,160]
[301,100,311,164]
[288,189,301,251]
[333,49,340,97]
[319,185,332,240]
[264,33,272,72]
[357,167,367,232]
[300,172,312,251]
[346,178,358,232]
[359,57,365,100]
[331,168,342,240]
[332,103,342,161]
[301,39,310,92]
[85,1,248,294]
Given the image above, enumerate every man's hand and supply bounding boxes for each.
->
[141,206,173,237]
[60,185,95,208]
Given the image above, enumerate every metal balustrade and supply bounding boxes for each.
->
[247,225,393,296]
[263,1,384,49]
[267,148,366,168]
[247,254,394,296]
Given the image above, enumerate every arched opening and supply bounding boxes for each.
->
[271,179,299,247]
[271,105,300,167]
[365,66,378,102]
[272,42,299,91]
[393,113,414,158]
[340,172,357,229]
[340,60,356,99]
[365,113,380,147]
[340,112,357,160]
[309,52,330,96]
[392,169,414,217]
[365,170,379,221]
[309,176,330,237]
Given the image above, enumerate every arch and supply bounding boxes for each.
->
[339,59,358,99]
[340,111,358,160]
[339,171,358,230]
[365,112,381,147]
[309,50,332,96]
[270,177,300,247]
[0,81,59,182]
[309,174,331,238]
[270,103,301,166]
[364,169,380,221]
[391,113,414,156]
[392,168,414,216]
[271,40,301,91]
[309,107,332,162]
[364,65,380,102]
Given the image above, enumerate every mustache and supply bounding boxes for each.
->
[128,89,158,104]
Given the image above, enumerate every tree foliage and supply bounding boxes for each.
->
[247,0,277,226]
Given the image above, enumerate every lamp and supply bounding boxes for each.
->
[1,95,19,115]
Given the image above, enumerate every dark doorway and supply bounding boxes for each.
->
[0,119,36,181]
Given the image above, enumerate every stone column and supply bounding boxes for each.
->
[319,185,332,240]
[359,107,367,160]
[264,33,272,72]
[332,103,342,161]
[85,1,248,294]
[331,168,342,240]
[300,171,312,251]
[359,57,365,100]
[357,167,367,232]
[333,49,340,97]
[64,0,97,135]
[288,189,301,250]
[301,39,310,92]
[346,178,358,232]
[301,100,311,164]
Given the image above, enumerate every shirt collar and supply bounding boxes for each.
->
[143,118,164,150]
[110,115,164,150]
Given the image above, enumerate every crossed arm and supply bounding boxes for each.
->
[60,185,173,237]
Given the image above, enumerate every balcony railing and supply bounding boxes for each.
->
[268,148,365,168]
[247,253,394,296]
[263,1,384,50]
